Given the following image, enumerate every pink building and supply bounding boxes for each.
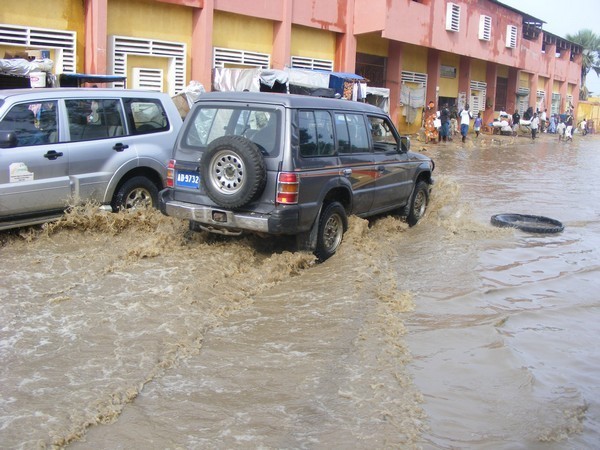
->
[2,0,582,132]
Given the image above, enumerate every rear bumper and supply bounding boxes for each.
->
[158,189,302,234]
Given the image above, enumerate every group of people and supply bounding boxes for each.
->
[521,107,594,142]
[424,101,474,144]
[424,101,591,144]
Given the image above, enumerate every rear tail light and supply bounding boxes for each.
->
[166,159,175,187]
[276,172,299,204]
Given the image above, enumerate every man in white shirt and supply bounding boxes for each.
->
[459,105,472,143]
[580,118,588,136]
[540,109,547,132]
[530,113,540,140]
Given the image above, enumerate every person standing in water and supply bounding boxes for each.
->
[474,112,483,138]
[459,104,472,143]
[424,101,439,144]
[530,112,540,140]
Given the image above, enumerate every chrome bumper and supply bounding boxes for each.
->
[163,200,270,233]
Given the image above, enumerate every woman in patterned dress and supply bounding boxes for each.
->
[424,101,438,144]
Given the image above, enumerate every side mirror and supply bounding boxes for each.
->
[400,136,410,153]
[0,131,17,148]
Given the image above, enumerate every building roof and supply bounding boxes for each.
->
[490,0,545,25]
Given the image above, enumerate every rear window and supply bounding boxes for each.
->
[123,98,170,135]
[184,105,281,156]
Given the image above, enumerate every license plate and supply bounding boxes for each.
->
[175,170,200,189]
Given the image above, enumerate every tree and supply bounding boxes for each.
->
[566,29,600,99]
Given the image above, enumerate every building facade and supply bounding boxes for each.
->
[0,0,583,133]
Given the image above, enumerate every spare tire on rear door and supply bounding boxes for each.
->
[200,135,267,209]
[490,214,564,233]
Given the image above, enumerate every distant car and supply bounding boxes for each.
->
[159,91,434,261]
[0,88,182,231]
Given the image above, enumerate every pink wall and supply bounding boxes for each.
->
[292,0,347,32]
[81,0,581,114]
[214,0,284,22]
[352,0,580,89]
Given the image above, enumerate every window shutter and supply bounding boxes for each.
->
[470,81,487,116]
[110,35,186,95]
[506,25,518,48]
[551,93,561,115]
[133,68,163,92]
[213,47,270,69]
[401,71,428,87]
[478,15,491,41]
[0,23,76,73]
[446,3,461,32]
[290,56,334,71]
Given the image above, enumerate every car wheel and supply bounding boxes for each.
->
[200,135,267,209]
[112,176,158,211]
[406,180,429,227]
[314,202,347,262]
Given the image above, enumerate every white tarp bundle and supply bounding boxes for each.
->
[212,67,371,102]
[259,69,288,88]
[0,58,53,76]
[213,67,261,92]
[366,86,390,112]
[180,80,206,107]
[285,68,330,88]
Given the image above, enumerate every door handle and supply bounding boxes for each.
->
[43,150,63,160]
[113,143,129,152]
[342,168,352,176]
[378,165,385,172]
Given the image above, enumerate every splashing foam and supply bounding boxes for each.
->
[46,202,182,235]
[428,175,510,237]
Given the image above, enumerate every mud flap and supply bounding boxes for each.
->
[295,206,321,252]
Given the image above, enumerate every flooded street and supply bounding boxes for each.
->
[1,133,599,449]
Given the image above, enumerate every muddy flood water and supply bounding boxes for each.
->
[1,133,599,449]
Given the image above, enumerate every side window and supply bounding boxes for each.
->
[300,110,335,157]
[368,115,399,151]
[299,110,318,156]
[123,98,169,135]
[335,113,369,154]
[65,99,125,141]
[0,101,58,147]
[334,113,351,154]
[346,114,370,153]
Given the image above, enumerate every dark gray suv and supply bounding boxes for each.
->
[159,92,434,260]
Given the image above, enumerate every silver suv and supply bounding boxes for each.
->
[159,92,434,260]
[0,88,182,230]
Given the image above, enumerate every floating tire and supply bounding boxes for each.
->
[490,214,564,234]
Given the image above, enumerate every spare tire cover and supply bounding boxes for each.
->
[490,214,564,234]
[200,135,267,209]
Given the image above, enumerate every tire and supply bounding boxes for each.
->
[112,176,158,211]
[200,136,267,209]
[406,181,429,227]
[314,202,348,262]
[490,214,564,233]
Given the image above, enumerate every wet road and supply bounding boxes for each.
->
[1,133,599,449]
